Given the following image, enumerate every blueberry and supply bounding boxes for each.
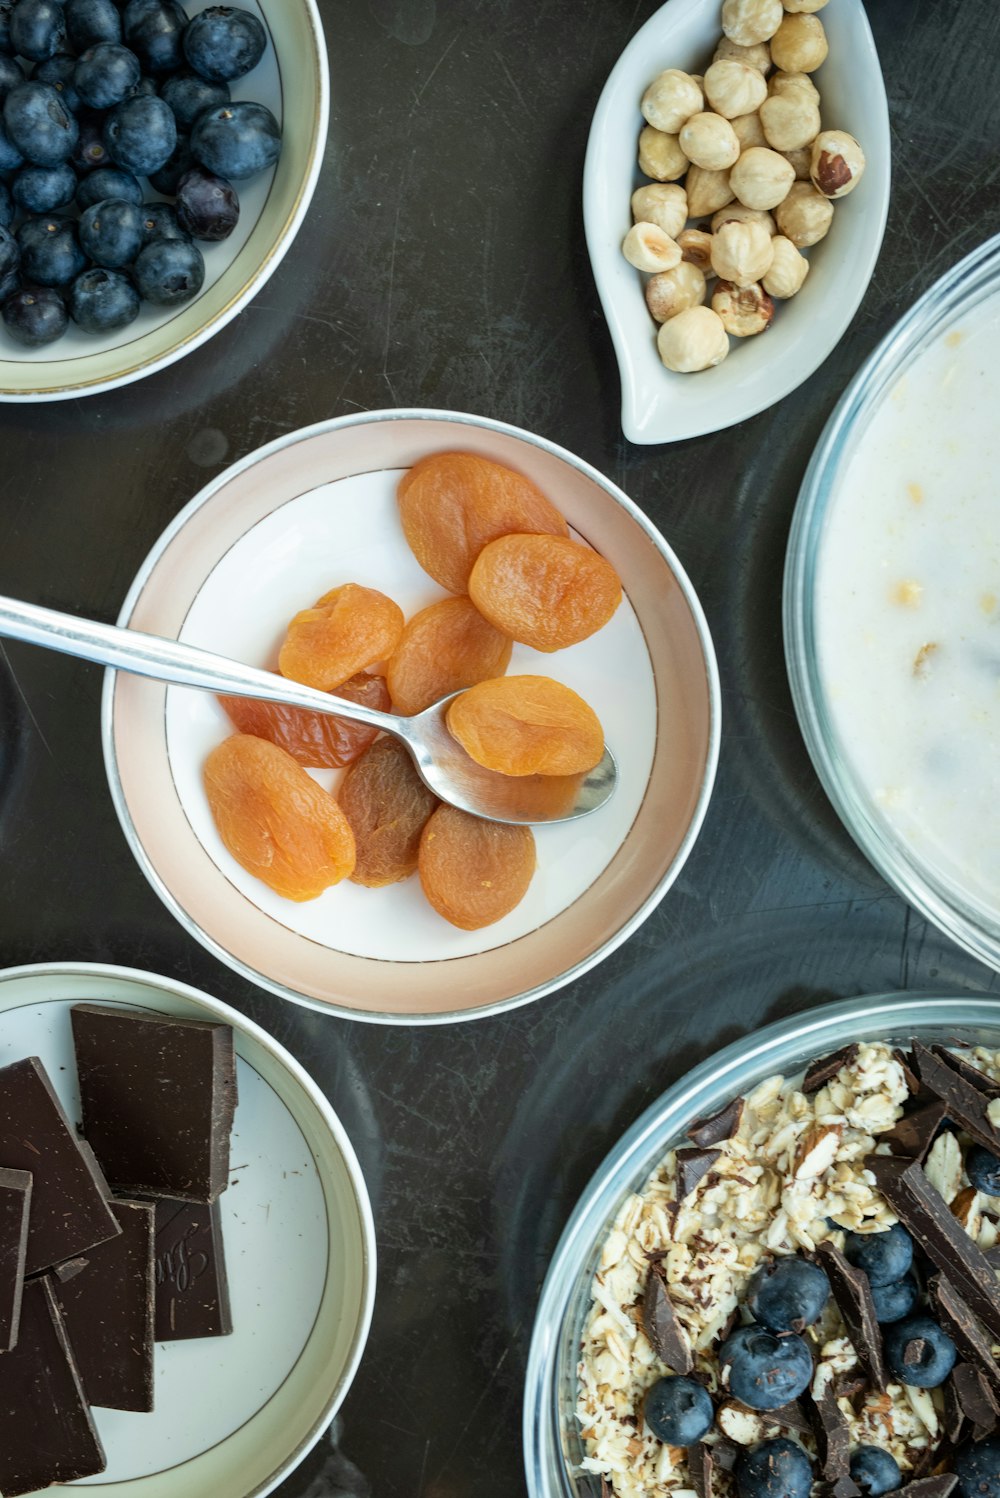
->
[0,54,23,106]
[2,284,67,346]
[4,82,79,167]
[75,163,141,208]
[953,1435,1000,1498]
[17,214,87,286]
[191,99,279,180]
[74,43,142,110]
[736,1439,813,1498]
[71,112,112,171]
[0,181,11,230]
[9,0,68,64]
[79,196,143,266]
[174,165,237,240]
[147,131,192,193]
[0,222,19,282]
[11,161,76,213]
[883,1315,956,1388]
[182,5,265,82]
[126,73,158,99]
[746,1257,830,1335]
[966,1145,1000,1196]
[32,56,82,117]
[68,265,139,331]
[844,1223,914,1288]
[133,234,203,304]
[159,69,228,131]
[137,199,187,245]
[0,119,22,172]
[870,1271,920,1325]
[643,1376,714,1447]
[64,0,124,52]
[0,2,13,57]
[103,92,176,173]
[719,1325,814,1411]
[849,1447,902,1498]
[122,0,188,76]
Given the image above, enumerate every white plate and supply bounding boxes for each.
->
[0,962,375,1498]
[584,0,891,444]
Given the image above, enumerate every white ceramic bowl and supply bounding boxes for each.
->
[0,961,375,1498]
[584,0,890,444]
[101,408,721,1025]
[0,1,328,402]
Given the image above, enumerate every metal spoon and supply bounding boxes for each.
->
[0,595,618,825]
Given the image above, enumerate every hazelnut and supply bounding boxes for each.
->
[770,12,829,73]
[729,146,795,210]
[783,145,812,179]
[733,110,768,150]
[677,228,715,273]
[657,305,730,371]
[810,129,866,198]
[783,0,829,10]
[631,183,687,239]
[703,60,768,119]
[638,124,688,182]
[645,262,707,322]
[762,234,809,296]
[774,179,834,245]
[622,222,682,273]
[684,164,735,218]
[759,91,821,151]
[679,112,740,171]
[768,70,820,103]
[710,218,774,286]
[711,279,775,336]
[713,36,772,75]
[711,203,776,235]
[641,69,703,134]
[721,0,784,48]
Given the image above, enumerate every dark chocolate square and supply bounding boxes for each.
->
[0,1167,30,1351]
[154,1197,232,1341]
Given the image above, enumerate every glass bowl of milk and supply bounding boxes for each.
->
[785,232,1000,972]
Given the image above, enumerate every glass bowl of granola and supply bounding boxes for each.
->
[523,992,1000,1498]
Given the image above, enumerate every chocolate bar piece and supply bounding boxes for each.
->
[54,1199,155,1412]
[689,1441,714,1498]
[810,1385,850,1481]
[676,1148,721,1202]
[0,1056,120,1275]
[949,1361,999,1439]
[768,1399,812,1434]
[154,1198,232,1341]
[815,1241,887,1390]
[802,1045,860,1095]
[911,1043,1000,1157]
[0,1168,30,1351]
[892,1479,958,1498]
[880,1100,949,1162]
[642,1264,692,1374]
[930,1044,1000,1097]
[0,1275,106,1496]
[687,1098,744,1148]
[72,1004,237,1203]
[928,1275,1000,1398]
[832,1480,862,1498]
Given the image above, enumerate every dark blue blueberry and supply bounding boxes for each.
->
[137,198,187,245]
[0,181,11,230]
[126,73,158,98]
[4,82,79,166]
[75,163,141,208]
[79,196,143,266]
[0,3,14,57]
[11,161,77,212]
[870,1271,920,1325]
[0,120,21,173]
[849,1447,902,1498]
[133,234,203,304]
[71,111,112,171]
[966,1145,1000,1196]
[0,221,18,282]
[68,264,139,330]
[844,1223,914,1288]
[147,130,192,193]
[122,0,188,76]
[32,56,82,117]
[953,1436,1000,1498]
[182,5,265,82]
[16,214,87,285]
[174,165,237,240]
[0,266,17,301]
[103,92,175,173]
[736,1439,813,1498]
[746,1256,830,1335]
[190,99,279,180]
[158,69,228,131]
[2,284,67,345]
[643,1376,714,1447]
[64,0,124,51]
[719,1325,813,1411]
[883,1314,956,1388]
[0,54,23,106]
[9,0,68,63]
[74,43,141,109]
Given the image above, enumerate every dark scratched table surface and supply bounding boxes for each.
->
[2,1,1000,1494]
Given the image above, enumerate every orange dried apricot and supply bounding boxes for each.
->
[386,596,513,716]
[203,735,356,901]
[446,675,604,776]
[337,736,439,888]
[219,672,391,769]
[278,583,404,691]
[468,533,622,652]
[397,452,569,594]
[418,805,536,929]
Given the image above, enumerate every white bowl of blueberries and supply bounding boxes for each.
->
[0,0,328,399]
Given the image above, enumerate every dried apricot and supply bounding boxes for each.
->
[278,583,404,691]
[337,736,439,888]
[203,735,356,901]
[446,675,604,776]
[418,805,536,929]
[468,533,622,652]
[397,452,569,594]
[219,672,391,769]
[386,596,513,716]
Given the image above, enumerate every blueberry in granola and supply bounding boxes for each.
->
[735,1438,813,1498]
[844,1221,914,1287]
[849,1446,902,1497]
[869,1270,920,1325]
[965,1145,1000,1197]
[953,1435,1000,1498]
[883,1314,957,1388]
[719,1325,813,1411]
[746,1255,830,1334]
[642,1375,714,1446]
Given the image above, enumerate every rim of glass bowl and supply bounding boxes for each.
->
[783,232,1000,975]
[523,990,1000,1498]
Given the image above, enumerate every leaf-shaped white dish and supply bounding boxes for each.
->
[584,0,891,445]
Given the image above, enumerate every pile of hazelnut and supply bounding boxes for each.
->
[622,0,866,374]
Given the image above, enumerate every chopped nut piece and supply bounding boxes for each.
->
[717,1400,767,1445]
[711,280,774,337]
[622,222,682,273]
[794,1122,843,1178]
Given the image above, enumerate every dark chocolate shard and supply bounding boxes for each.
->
[768,1399,812,1434]
[72,1004,237,1203]
[0,1167,30,1352]
[833,1370,869,1404]
[709,1436,739,1473]
[809,1385,851,1481]
[832,1479,862,1498]
[868,1155,1000,1341]
[943,1371,969,1445]
[676,1147,722,1202]
[815,1241,887,1391]
[51,1256,90,1284]
[891,1478,958,1498]
[0,1056,120,1275]
[986,1245,1000,1270]
[153,1197,232,1340]
[893,1047,922,1096]
[642,1265,692,1374]
[949,1361,999,1438]
[930,1044,1000,1098]
[689,1441,714,1498]
[54,1199,155,1413]
[880,1101,949,1163]
[802,1045,860,1095]
[928,1275,1000,1397]
[0,1275,106,1496]
[687,1097,744,1148]
[910,1043,1000,1157]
